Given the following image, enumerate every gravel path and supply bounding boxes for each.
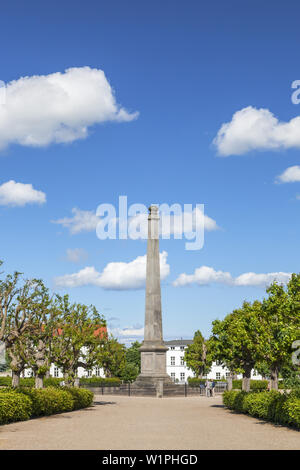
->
[0,395,299,450]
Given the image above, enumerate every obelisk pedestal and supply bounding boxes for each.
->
[134,205,172,387]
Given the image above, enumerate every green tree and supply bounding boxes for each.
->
[98,336,126,378]
[184,330,212,378]
[210,301,266,391]
[260,276,300,390]
[125,341,141,372]
[52,295,106,386]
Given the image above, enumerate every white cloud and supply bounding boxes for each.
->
[173,266,292,288]
[54,251,170,290]
[214,106,300,156]
[277,165,300,183]
[0,67,138,150]
[65,248,88,263]
[54,206,219,236]
[0,180,46,207]
[53,208,100,234]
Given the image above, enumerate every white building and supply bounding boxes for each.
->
[23,338,262,382]
[165,339,262,383]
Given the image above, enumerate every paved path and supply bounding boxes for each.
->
[0,395,299,450]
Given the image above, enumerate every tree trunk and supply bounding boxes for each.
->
[74,377,80,388]
[270,366,279,390]
[35,375,44,389]
[12,371,20,387]
[242,365,252,392]
[227,376,233,391]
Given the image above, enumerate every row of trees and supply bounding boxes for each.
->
[0,261,136,388]
[184,274,300,392]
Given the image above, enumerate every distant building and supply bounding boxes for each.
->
[165,339,262,383]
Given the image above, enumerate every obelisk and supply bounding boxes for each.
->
[135,205,172,386]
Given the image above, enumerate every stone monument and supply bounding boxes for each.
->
[134,205,172,387]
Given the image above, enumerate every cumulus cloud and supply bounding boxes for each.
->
[54,251,170,290]
[213,106,300,156]
[52,208,100,234]
[277,165,300,183]
[0,180,46,207]
[173,266,291,288]
[65,248,88,263]
[53,206,219,236]
[0,67,138,150]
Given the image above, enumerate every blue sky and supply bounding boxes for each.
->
[1,1,300,344]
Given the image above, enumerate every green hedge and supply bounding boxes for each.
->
[0,391,32,424]
[232,379,268,391]
[0,387,94,425]
[80,377,121,387]
[0,377,63,388]
[223,390,300,429]
[187,378,226,386]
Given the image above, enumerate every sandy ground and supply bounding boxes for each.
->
[0,394,299,450]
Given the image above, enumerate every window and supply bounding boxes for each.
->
[216,372,221,380]
[170,356,175,366]
[171,373,176,382]
[180,346,185,351]
[86,370,92,377]
[216,360,222,366]
[170,346,175,350]
[226,372,230,378]
[54,367,59,378]
[180,356,185,366]
[95,367,101,377]
[180,372,185,382]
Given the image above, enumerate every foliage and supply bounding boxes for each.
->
[232,379,268,391]
[79,377,121,387]
[0,386,94,424]
[0,390,32,424]
[223,390,300,429]
[125,341,141,372]
[98,336,126,378]
[184,330,212,378]
[120,362,139,382]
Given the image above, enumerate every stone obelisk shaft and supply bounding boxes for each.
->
[144,205,163,345]
[135,205,171,386]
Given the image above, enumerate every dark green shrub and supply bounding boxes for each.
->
[80,377,121,387]
[20,387,74,416]
[232,379,268,391]
[223,390,300,429]
[62,387,93,410]
[0,391,32,424]
[0,376,12,387]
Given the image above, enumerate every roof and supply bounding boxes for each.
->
[164,339,193,346]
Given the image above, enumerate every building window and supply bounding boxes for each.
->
[216,360,222,366]
[170,346,175,350]
[226,372,230,378]
[95,367,101,377]
[180,356,185,366]
[54,367,59,378]
[216,372,221,380]
[170,356,175,366]
[180,372,185,382]
[180,346,185,350]
[86,370,92,377]
[171,373,176,382]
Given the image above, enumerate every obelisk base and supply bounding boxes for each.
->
[133,342,173,387]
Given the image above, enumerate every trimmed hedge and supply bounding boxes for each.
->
[0,387,94,425]
[0,377,63,388]
[0,391,32,424]
[223,390,300,429]
[188,378,226,386]
[80,377,121,387]
[232,379,268,391]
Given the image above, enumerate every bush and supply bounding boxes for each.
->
[19,387,74,416]
[223,390,300,429]
[62,387,93,410]
[232,379,268,391]
[0,391,32,424]
[0,386,94,425]
[0,376,62,388]
[80,377,121,387]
